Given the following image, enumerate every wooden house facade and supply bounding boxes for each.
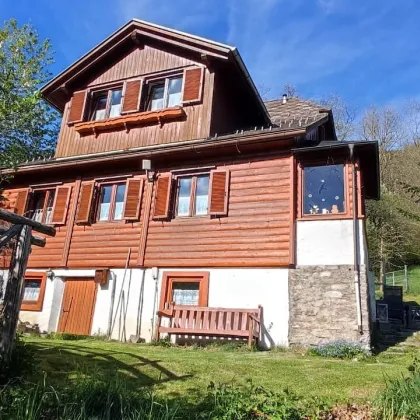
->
[0,19,379,347]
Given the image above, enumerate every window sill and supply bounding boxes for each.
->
[21,301,43,312]
[298,214,364,221]
[74,106,186,136]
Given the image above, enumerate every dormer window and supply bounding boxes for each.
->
[90,88,123,121]
[147,76,183,111]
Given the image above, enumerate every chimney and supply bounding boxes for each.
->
[282,93,287,104]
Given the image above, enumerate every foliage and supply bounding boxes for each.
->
[197,381,329,420]
[0,19,59,170]
[311,340,369,359]
[0,334,36,383]
[373,358,420,419]
[0,374,180,420]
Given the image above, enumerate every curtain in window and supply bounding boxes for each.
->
[99,185,112,221]
[172,282,200,305]
[167,77,183,107]
[23,281,41,301]
[109,89,122,118]
[177,178,192,216]
[113,184,126,220]
[195,175,209,215]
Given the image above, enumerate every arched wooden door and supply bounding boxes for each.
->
[57,278,97,335]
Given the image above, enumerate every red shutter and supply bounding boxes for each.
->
[153,175,172,220]
[67,90,88,124]
[122,79,142,114]
[75,182,95,224]
[14,189,30,216]
[209,169,230,216]
[51,186,72,225]
[123,178,144,220]
[182,67,204,103]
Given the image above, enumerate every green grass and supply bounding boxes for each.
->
[22,337,419,404]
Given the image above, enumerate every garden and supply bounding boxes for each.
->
[1,335,420,419]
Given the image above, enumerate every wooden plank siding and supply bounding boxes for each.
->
[55,44,215,158]
[144,155,293,267]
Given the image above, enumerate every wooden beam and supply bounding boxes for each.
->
[0,227,46,248]
[0,225,22,248]
[0,209,56,237]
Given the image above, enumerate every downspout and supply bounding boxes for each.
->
[107,271,117,338]
[150,267,159,340]
[349,144,363,335]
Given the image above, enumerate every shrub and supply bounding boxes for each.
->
[312,340,369,359]
[196,381,329,419]
[374,358,420,419]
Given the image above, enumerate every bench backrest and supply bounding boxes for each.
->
[167,306,261,334]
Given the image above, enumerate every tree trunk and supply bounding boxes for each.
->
[0,225,32,365]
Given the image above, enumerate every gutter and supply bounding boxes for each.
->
[5,127,305,175]
[349,143,363,335]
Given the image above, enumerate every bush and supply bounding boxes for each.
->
[374,358,420,419]
[311,340,369,359]
[197,381,329,419]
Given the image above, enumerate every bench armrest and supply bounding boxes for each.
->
[248,313,260,324]
[157,308,174,318]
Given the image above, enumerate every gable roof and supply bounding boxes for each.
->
[41,19,270,123]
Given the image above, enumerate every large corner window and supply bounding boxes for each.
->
[28,190,55,224]
[303,164,345,215]
[147,76,183,111]
[176,175,210,217]
[90,88,123,121]
[21,272,47,312]
[97,183,126,221]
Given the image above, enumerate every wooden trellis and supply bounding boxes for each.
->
[0,209,56,364]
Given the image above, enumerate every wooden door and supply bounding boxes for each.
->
[57,278,97,335]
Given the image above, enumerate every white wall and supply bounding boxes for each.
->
[296,219,367,266]
[19,270,58,332]
[19,267,289,347]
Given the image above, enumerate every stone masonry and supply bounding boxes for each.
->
[288,265,372,347]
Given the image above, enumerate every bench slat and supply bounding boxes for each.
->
[159,327,256,337]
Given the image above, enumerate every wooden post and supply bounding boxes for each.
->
[405,265,409,292]
[0,225,32,364]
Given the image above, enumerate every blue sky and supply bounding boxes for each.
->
[1,0,420,111]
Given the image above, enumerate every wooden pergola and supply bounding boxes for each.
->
[0,209,56,364]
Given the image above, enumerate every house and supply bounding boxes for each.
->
[0,19,379,348]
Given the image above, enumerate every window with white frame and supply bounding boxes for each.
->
[176,175,210,217]
[97,183,126,221]
[90,88,123,121]
[147,76,183,111]
[28,190,55,224]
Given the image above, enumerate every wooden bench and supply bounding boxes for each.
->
[154,305,262,348]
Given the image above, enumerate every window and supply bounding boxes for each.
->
[303,164,345,215]
[159,272,209,310]
[176,175,210,217]
[28,190,55,224]
[90,88,123,121]
[21,272,47,312]
[147,76,183,111]
[97,183,126,221]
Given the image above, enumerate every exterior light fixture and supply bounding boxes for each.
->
[142,159,155,182]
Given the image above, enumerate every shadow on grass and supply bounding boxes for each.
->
[28,341,193,394]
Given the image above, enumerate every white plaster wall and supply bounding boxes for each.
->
[296,219,367,266]
[19,270,56,332]
[19,267,289,347]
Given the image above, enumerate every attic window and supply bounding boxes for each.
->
[90,88,123,121]
[303,164,345,215]
[147,76,183,111]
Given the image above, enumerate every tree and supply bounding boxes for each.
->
[320,94,357,141]
[0,19,59,170]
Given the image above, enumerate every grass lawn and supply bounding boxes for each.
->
[24,337,417,404]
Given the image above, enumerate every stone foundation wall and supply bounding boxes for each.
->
[289,265,371,347]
